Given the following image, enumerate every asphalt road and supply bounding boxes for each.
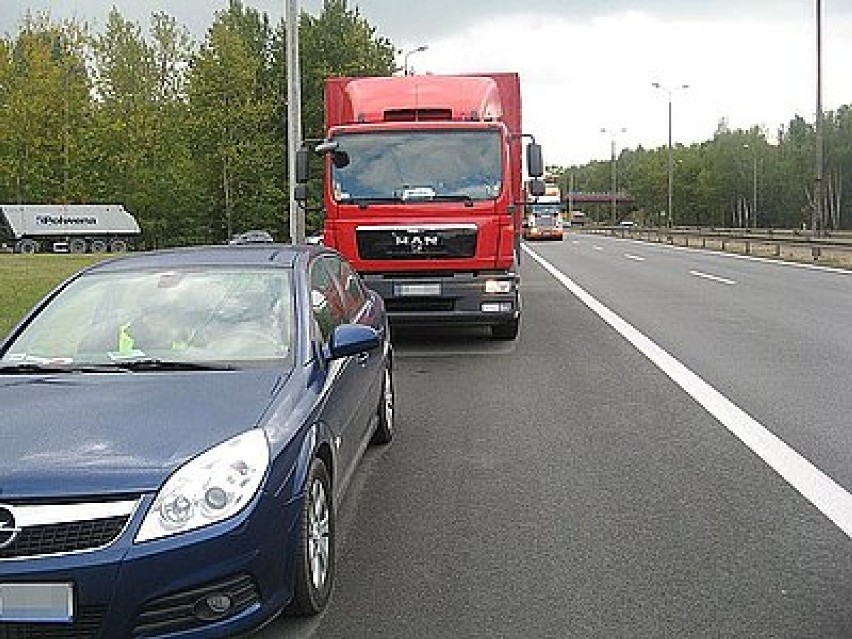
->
[259,234,852,638]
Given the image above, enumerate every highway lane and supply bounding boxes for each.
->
[258,240,852,638]
[543,234,852,495]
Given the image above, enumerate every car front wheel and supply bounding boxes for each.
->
[371,361,394,445]
[291,457,334,615]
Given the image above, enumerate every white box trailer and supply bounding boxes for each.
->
[0,204,141,254]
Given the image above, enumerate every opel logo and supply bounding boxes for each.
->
[0,506,21,549]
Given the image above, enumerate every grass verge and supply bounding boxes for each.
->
[0,254,111,338]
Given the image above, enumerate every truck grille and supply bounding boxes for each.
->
[356,225,477,260]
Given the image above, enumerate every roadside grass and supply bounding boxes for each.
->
[0,254,111,338]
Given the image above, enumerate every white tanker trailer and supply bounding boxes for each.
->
[0,204,141,253]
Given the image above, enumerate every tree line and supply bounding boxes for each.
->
[3,0,848,239]
[548,110,851,231]
[0,0,396,247]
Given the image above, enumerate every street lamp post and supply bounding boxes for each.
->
[601,127,626,225]
[814,0,824,237]
[743,143,758,228]
[403,45,428,76]
[652,82,689,228]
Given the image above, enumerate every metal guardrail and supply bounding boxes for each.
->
[578,226,852,268]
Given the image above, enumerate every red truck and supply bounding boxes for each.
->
[298,73,543,339]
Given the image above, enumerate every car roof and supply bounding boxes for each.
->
[83,243,330,274]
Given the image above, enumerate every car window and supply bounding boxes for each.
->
[338,259,368,320]
[310,257,347,343]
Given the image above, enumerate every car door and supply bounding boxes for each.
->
[309,256,370,489]
[334,256,384,443]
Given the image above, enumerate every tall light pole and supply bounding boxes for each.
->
[652,82,689,228]
[286,0,304,244]
[601,127,626,225]
[403,45,428,76]
[743,143,758,228]
[814,0,824,238]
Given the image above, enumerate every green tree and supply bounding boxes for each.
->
[1,15,92,203]
[188,1,283,243]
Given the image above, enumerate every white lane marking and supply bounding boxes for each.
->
[593,246,604,251]
[624,254,646,262]
[689,270,737,285]
[524,244,852,539]
[590,233,852,276]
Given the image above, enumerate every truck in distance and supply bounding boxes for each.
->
[523,182,564,241]
[298,72,544,340]
[0,204,141,254]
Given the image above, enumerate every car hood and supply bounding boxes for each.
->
[0,369,287,499]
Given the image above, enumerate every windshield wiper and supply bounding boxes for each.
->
[340,196,404,208]
[431,194,474,206]
[106,358,234,372]
[0,362,130,374]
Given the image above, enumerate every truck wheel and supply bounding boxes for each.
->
[69,238,87,253]
[15,239,39,254]
[109,239,128,253]
[491,317,519,340]
[90,239,108,253]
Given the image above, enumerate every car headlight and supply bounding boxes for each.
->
[136,430,270,543]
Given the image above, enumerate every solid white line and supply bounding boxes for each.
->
[689,270,736,285]
[624,254,646,262]
[523,244,852,539]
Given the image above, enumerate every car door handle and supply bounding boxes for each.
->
[355,352,370,366]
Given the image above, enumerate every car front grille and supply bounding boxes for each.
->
[0,605,105,639]
[0,499,139,560]
[0,516,129,559]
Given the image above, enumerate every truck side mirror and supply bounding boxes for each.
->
[528,179,545,197]
[295,147,310,183]
[526,142,544,179]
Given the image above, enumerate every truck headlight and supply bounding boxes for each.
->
[136,430,270,543]
[484,279,514,294]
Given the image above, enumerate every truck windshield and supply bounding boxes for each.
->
[529,204,562,216]
[330,130,503,203]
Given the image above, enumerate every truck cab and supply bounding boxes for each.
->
[306,74,543,340]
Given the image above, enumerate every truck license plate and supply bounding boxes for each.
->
[0,583,74,622]
[394,283,441,297]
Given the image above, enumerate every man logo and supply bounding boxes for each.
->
[0,506,21,549]
[393,232,439,254]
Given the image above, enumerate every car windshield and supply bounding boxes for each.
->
[330,129,503,202]
[1,267,294,368]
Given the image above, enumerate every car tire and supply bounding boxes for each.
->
[491,317,519,340]
[370,360,394,445]
[291,457,334,616]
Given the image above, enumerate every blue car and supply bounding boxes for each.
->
[0,243,394,637]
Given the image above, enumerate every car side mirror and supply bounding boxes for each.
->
[323,324,381,361]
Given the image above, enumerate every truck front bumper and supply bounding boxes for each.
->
[362,271,520,326]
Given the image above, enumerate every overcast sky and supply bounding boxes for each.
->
[3,1,852,166]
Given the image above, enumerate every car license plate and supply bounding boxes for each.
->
[0,583,74,622]
[394,283,441,296]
